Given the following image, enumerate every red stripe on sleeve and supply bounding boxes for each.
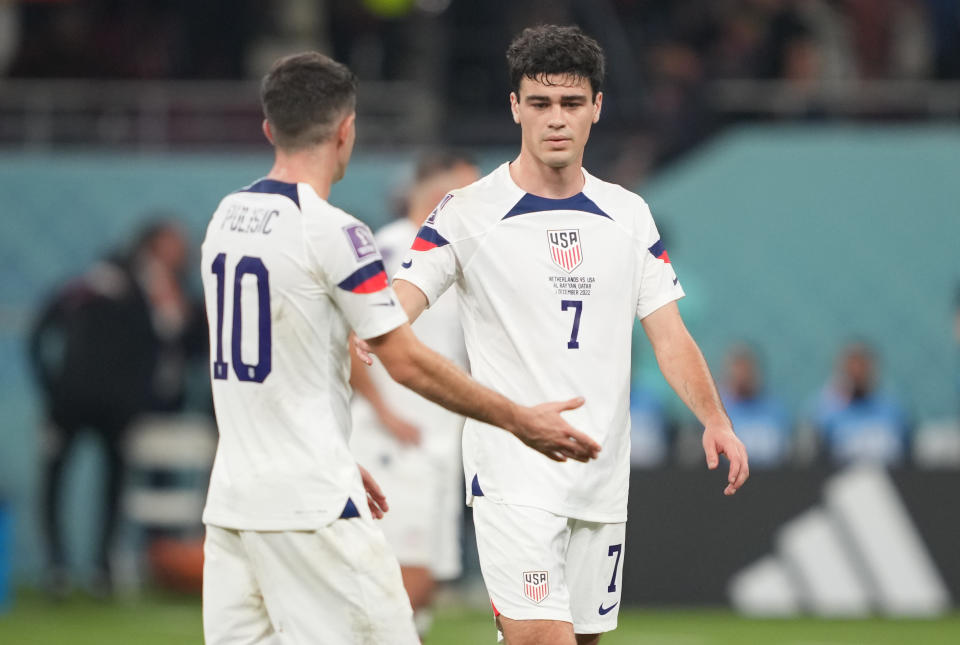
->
[351,271,389,294]
[411,237,438,251]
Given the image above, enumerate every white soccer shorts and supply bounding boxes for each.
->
[203,519,419,645]
[351,432,463,580]
[473,497,626,636]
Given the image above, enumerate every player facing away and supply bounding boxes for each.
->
[199,52,600,645]
[349,150,480,637]
[357,25,750,645]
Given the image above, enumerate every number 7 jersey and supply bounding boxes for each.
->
[395,164,684,522]
[200,179,407,531]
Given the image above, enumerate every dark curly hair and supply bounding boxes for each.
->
[260,52,357,150]
[506,25,605,100]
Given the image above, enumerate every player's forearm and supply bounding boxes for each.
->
[655,329,731,429]
[377,328,522,433]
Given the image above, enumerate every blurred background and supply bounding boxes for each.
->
[1,0,959,642]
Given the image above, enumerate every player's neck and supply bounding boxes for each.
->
[509,151,585,199]
[266,146,340,200]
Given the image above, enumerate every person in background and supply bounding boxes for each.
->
[720,344,791,468]
[349,149,479,638]
[27,219,201,597]
[811,341,909,464]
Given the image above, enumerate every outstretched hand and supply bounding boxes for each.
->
[702,424,749,495]
[358,464,389,519]
[513,397,601,463]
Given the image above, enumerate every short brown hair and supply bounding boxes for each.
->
[414,149,477,184]
[260,52,357,150]
[506,25,605,100]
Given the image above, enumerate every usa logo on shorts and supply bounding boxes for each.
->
[523,571,549,604]
[547,229,582,273]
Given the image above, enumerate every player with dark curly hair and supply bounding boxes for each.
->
[365,24,751,644]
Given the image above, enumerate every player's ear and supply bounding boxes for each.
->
[337,112,356,147]
[510,92,521,124]
[592,92,603,123]
[262,119,275,144]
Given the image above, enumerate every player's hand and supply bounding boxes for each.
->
[702,424,749,496]
[512,397,601,463]
[358,464,389,519]
[379,409,421,445]
[353,334,375,366]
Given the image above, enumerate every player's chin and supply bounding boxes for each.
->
[540,150,577,169]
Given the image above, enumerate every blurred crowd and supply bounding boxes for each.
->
[2,1,958,178]
[5,1,957,81]
[631,334,960,471]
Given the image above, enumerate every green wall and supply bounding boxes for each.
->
[638,125,960,422]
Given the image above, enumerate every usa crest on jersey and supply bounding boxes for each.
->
[523,570,550,603]
[547,229,582,273]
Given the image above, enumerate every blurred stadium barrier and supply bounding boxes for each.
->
[0,79,440,149]
[624,466,959,612]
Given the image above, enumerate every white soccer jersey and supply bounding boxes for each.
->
[351,217,468,455]
[395,163,684,522]
[200,178,407,531]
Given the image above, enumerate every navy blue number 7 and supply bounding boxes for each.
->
[607,543,622,592]
[210,253,272,383]
[561,299,583,349]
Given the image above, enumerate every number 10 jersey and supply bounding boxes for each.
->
[395,164,684,522]
[200,179,407,531]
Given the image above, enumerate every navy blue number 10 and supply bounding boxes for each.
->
[210,253,272,383]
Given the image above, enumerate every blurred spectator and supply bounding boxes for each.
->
[809,341,910,465]
[27,219,203,597]
[720,344,791,468]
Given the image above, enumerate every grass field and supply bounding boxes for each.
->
[2,592,959,644]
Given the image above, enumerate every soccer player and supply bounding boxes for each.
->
[358,25,750,645]
[199,52,600,645]
[349,150,479,636]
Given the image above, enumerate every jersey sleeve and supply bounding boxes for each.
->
[305,217,408,340]
[635,202,685,320]
[392,194,460,307]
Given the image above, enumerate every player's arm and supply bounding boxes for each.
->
[641,301,749,495]
[348,335,421,445]
[352,279,429,366]
[365,322,600,463]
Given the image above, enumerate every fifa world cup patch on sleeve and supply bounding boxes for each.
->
[523,571,550,604]
[343,224,378,260]
[425,193,453,225]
